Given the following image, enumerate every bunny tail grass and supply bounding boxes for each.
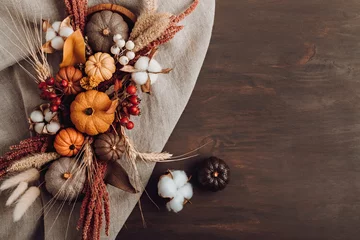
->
[0,168,39,191]
[6,182,28,206]
[13,186,40,222]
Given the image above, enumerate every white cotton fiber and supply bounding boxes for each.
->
[178,183,193,200]
[170,170,189,188]
[134,56,150,71]
[158,175,177,198]
[166,194,185,213]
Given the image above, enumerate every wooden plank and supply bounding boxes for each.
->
[119,0,360,239]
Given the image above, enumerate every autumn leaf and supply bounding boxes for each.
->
[42,41,55,54]
[60,29,86,68]
[105,161,138,193]
[106,99,119,114]
[141,77,151,94]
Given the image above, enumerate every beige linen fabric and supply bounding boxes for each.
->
[0,0,215,239]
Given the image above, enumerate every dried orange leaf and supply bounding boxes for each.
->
[160,68,172,74]
[114,79,123,92]
[141,77,151,94]
[106,100,119,114]
[42,19,51,32]
[60,16,72,28]
[60,29,86,68]
[120,65,138,73]
[42,41,55,54]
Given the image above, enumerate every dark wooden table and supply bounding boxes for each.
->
[119,1,360,239]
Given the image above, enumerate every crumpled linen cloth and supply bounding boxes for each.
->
[0,0,214,239]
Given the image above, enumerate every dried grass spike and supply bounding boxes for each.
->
[6,152,60,173]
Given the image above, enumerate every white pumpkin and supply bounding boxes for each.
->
[45,157,86,201]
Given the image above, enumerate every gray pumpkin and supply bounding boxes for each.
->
[45,157,86,201]
[86,10,129,53]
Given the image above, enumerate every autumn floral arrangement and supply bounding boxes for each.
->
[0,0,199,239]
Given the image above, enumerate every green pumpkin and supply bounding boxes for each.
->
[86,10,129,53]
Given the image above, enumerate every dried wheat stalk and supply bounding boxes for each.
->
[6,152,60,173]
[137,152,173,162]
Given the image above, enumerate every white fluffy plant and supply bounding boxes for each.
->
[158,170,193,213]
[42,16,74,52]
[120,51,172,93]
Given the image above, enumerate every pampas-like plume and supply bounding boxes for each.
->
[13,186,40,222]
[143,0,158,13]
[6,152,59,173]
[130,12,172,52]
[0,168,39,191]
[6,182,28,206]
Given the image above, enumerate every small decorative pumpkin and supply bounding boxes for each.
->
[56,66,83,95]
[45,157,86,201]
[54,128,85,156]
[85,52,116,81]
[94,133,125,162]
[70,90,116,136]
[86,10,129,53]
[198,157,230,192]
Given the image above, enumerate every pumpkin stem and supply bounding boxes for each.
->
[69,144,76,150]
[63,172,72,179]
[102,28,110,36]
[85,108,94,115]
[213,171,219,178]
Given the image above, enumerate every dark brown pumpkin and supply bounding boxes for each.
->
[198,157,230,192]
[94,132,125,162]
[86,10,129,53]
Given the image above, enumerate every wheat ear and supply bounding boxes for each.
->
[6,152,60,173]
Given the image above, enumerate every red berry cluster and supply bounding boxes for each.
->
[38,77,63,112]
[119,85,141,130]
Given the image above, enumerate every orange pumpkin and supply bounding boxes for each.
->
[70,90,116,136]
[56,66,83,95]
[54,128,85,156]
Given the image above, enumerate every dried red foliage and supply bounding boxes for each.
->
[64,0,88,33]
[0,136,49,177]
[77,161,110,240]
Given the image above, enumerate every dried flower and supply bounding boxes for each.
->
[80,76,102,90]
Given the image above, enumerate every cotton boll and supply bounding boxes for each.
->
[178,183,193,200]
[34,123,45,134]
[149,73,159,84]
[44,108,56,122]
[131,72,148,85]
[30,110,44,123]
[46,122,60,134]
[51,21,61,32]
[166,194,185,213]
[45,28,56,42]
[170,170,189,188]
[158,175,177,198]
[51,36,64,50]
[116,39,126,48]
[134,57,150,71]
[148,59,162,73]
[59,27,74,38]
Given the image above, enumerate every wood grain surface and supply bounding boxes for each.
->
[118,1,360,239]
